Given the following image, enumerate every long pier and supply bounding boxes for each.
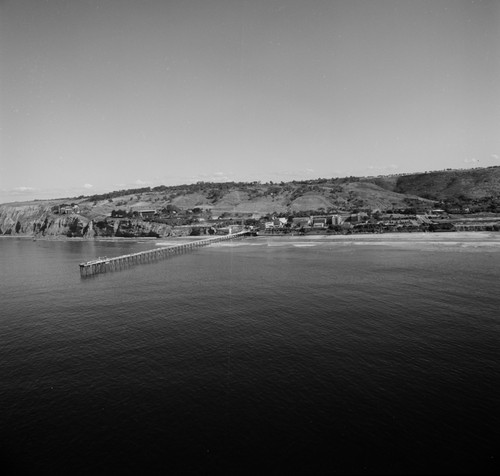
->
[79,231,250,277]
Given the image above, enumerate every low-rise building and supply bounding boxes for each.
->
[349,212,369,223]
[57,204,80,214]
[292,217,311,228]
[311,217,327,228]
[264,221,275,230]
[137,209,157,219]
[331,214,348,225]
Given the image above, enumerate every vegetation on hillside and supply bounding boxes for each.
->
[2,166,500,238]
[69,166,500,215]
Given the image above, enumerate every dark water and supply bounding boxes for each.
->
[1,236,499,474]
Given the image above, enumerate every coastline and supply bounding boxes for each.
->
[272,231,500,242]
[2,231,499,244]
[258,231,500,246]
[0,234,211,243]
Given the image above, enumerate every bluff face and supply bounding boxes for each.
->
[1,166,499,238]
[0,203,175,239]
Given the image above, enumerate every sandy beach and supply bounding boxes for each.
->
[254,232,500,251]
[3,231,500,248]
[289,231,500,242]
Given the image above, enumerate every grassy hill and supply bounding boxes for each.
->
[368,166,500,213]
[370,166,500,200]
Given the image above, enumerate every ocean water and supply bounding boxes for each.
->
[1,235,499,474]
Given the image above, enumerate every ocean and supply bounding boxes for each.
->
[1,234,499,474]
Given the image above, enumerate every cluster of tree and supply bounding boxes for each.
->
[160,204,181,214]
[207,189,225,202]
[153,181,261,197]
[110,209,135,218]
[66,217,84,237]
[78,187,152,202]
[439,196,500,214]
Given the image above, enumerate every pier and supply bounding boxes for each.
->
[79,231,250,277]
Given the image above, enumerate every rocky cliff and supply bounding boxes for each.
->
[0,203,179,239]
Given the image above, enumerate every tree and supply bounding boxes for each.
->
[164,204,181,213]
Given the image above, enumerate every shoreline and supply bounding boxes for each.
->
[2,231,499,243]
[0,234,212,243]
[257,231,500,243]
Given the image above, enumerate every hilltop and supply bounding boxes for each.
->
[1,166,499,238]
[371,166,500,206]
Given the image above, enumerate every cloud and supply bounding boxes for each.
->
[83,183,93,189]
[211,173,231,182]
[491,154,499,160]
[366,164,399,172]
[134,179,149,185]
[0,186,39,204]
[266,168,317,179]
[185,172,234,183]
[464,158,479,164]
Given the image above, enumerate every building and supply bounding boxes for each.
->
[57,204,80,214]
[291,217,311,228]
[349,212,369,223]
[311,217,327,228]
[137,209,157,219]
[308,214,349,226]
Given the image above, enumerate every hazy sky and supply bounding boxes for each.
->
[1,0,499,203]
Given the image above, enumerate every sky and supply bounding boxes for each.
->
[1,0,499,203]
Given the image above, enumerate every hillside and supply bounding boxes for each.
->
[1,166,499,238]
[370,166,500,201]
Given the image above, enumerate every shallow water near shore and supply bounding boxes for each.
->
[1,233,499,474]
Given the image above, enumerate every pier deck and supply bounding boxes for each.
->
[79,231,249,277]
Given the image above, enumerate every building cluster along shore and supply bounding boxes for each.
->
[123,208,500,237]
[2,205,500,240]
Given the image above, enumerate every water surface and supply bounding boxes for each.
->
[1,235,499,474]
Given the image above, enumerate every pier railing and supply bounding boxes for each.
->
[79,231,249,277]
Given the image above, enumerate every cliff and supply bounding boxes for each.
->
[0,203,178,239]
